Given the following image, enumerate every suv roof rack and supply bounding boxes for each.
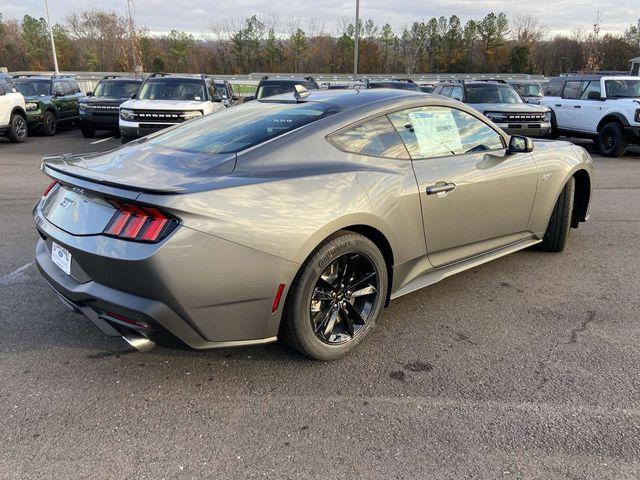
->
[470,79,507,84]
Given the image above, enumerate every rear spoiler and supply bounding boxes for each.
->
[41,155,185,198]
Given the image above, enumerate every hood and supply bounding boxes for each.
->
[120,99,209,110]
[469,103,549,114]
[43,141,237,194]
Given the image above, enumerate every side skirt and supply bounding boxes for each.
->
[390,237,541,300]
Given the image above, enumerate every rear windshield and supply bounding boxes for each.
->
[94,80,141,98]
[510,83,543,97]
[137,79,205,101]
[146,100,340,154]
[15,80,50,96]
[466,84,523,104]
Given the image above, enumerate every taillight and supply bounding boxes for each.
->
[103,201,176,242]
[42,180,57,198]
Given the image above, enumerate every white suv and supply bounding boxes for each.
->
[119,73,225,143]
[0,73,28,143]
[541,74,640,157]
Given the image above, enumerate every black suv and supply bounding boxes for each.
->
[79,76,143,137]
[13,75,83,136]
[213,79,239,107]
[249,76,319,100]
[365,78,422,92]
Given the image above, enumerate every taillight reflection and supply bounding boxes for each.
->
[104,201,174,242]
[42,180,57,198]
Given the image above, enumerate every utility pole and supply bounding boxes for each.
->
[353,0,360,80]
[126,0,143,74]
[43,0,59,74]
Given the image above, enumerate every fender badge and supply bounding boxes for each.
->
[542,174,553,182]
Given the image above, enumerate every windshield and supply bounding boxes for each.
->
[605,79,640,98]
[146,100,340,154]
[94,81,140,98]
[369,82,421,92]
[510,83,543,97]
[137,79,205,101]
[466,84,523,104]
[14,80,50,96]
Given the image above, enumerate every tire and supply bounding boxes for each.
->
[7,113,28,143]
[547,111,560,139]
[121,135,132,144]
[80,125,95,138]
[281,231,388,361]
[537,177,575,252]
[42,111,57,136]
[597,122,628,157]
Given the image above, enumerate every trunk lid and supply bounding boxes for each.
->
[43,143,237,194]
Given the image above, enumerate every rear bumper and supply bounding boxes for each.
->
[34,206,296,350]
[497,122,552,137]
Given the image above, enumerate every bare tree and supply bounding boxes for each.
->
[511,15,549,45]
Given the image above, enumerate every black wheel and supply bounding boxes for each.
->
[282,231,388,360]
[597,122,628,157]
[7,113,27,143]
[42,111,57,136]
[537,177,575,252]
[80,125,95,138]
[547,110,560,139]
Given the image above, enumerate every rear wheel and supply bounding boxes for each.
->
[42,111,57,136]
[537,177,575,252]
[547,110,560,139]
[80,125,95,138]
[281,231,388,361]
[597,122,628,157]
[7,113,27,143]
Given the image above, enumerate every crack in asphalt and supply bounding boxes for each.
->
[568,310,597,344]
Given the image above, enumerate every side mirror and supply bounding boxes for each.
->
[212,94,223,103]
[244,95,255,102]
[130,93,136,99]
[587,91,602,100]
[508,135,534,154]
[232,94,239,100]
[86,91,93,97]
[53,90,63,97]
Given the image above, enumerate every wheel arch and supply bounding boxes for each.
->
[597,113,629,132]
[571,168,591,227]
[11,106,27,120]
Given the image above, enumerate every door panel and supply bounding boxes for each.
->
[388,106,538,267]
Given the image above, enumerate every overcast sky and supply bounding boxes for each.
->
[2,0,637,37]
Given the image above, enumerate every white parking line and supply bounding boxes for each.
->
[90,137,116,145]
[0,262,33,287]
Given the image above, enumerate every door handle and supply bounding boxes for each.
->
[555,104,562,107]
[426,182,456,196]
[574,105,581,109]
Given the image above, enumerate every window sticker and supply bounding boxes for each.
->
[409,109,462,157]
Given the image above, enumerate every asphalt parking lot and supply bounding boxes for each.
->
[1,129,640,479]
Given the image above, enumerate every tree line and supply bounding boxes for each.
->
[1,9,639,76]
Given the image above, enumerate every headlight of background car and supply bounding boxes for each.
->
[543,111,551,123]
[183,110,203,120]
[79,103,88,112]
[25,102,40,112]
[120,109,134,121]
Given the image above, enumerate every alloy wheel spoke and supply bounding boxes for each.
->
[343,301,366,326]
[340,307,355,337]
[312,289,333,301]
[347,272,376,291]
[350,284,377,298]
[322,308,340,338]
[314,308,333,334]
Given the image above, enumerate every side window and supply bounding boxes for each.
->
[228,83,235,97]
[0,78,15,92]
[545,80,563,97]
[580,81,601,99]
[0,82,5,95]
[52,80,65,95]
[562,81,581,99]
[328,116,410,159]
[431,85,443,95]
[69,80,80,93]
[441,86,453,97]
[450,86,464,101]
[387,106,504,160]
[207,81,217,99]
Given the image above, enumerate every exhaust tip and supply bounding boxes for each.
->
[123,334,156,352]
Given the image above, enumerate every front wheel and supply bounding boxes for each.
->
[7,113,28,143]
[281,231,388,360]
[42,111,57,136]
[597,122,628,157]
[536,177,575,252]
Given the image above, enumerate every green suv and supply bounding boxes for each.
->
[12,75,83,136]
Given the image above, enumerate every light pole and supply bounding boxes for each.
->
[43,0,59,74]
[353,0,360,80]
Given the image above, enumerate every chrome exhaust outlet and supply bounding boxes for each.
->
[123,334,156,352]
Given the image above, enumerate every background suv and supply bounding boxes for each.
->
[79,76,142,138]
[541,74,640,157]
[433,80,551,137]
[0,73,27,143]
[13,75,82,136]
[119,73,225,143]
[365,78,422,92]
[213,79,239,107]
[249,76,319,100]
[507,80,545,104]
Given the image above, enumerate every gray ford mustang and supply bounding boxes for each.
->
[34,88,593,360]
